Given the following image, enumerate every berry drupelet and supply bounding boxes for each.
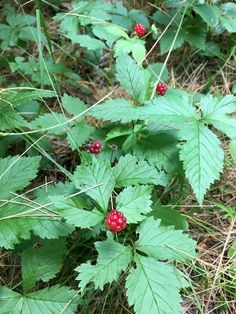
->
[105,210,127,232]
[156,83,167,96]
[133,23,146,37]
[89,140,102,154]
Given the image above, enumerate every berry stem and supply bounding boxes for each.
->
[150,5,188,100]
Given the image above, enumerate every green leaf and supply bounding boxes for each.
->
[184,26,206,50]
[147,62,169,82]
[0,285,80,314]
[72,159,115,211]
[0,155,41,199]
[117,185,153,223]
[100,24,129,40]
[160,27,185,55]
[114,154,168,187]
[114,38,133,58]
[61,94,87,119]
[179,122,224,204]
[229,139,236,160]
[137,90,197,123]
[30,112,69,135]
[193,4,220,27]
[199,41,221,57]
[201,94,236,139]
[51,196,104,228]
[0,106,26,131]
[93,24,129,47]
[59,15,80,43]
[67,124,93,151]
[220,3,236,33]
[135,217,196,261]
[130,38,146,64]
[151,205,188,230]
[201,94,236,116]
[75,35,106,50]
[76,238,132,291]
[21,239,66,292]
[106,126,133,141]
[115,54,146,102]
[1,89,55,107]
[93,25,119,47]
[126,254,183,314]
[133,132,179,172]
[0,202,74,249]
[88,99,139,123]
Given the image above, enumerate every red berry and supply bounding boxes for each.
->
[105,210,127,232]
[133,23,146,37]
[89,140,102,154]
[156,83,167,96]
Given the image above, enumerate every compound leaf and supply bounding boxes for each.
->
[135,217,196,261]
[76,238,132,291]
[126,254,183,314]
[89,99,140,123]
[114,154,168,187]
[0,202,73,249]
[75,35,105,50]
[51,196,104,228]
[61,94,87,120]
[193,4,220,28]
[21,239,66,292]
[30,112,69,135]
[0,285,80,314]
[72,159,115,211]
[179,122,224,204]
[137,90,197,124]
[0,155,41,199]
[160,27,185,55]
[0,106,26,131]
[115,54,147,102]
[67,124,93,151]
[116,186,153,224]
[201,94,236,139]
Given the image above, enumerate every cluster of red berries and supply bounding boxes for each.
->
[105,210,127,232]
[133,23,146,37]
[156,82,167,96]
[89,140,102,154]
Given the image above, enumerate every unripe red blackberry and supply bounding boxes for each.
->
[133,23,146,37]
[156,82,167,96]
[105,210,127,232]
[89,140,102,154]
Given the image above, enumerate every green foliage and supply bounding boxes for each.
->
[0,155,41,199]
[21,238,66,292]
[126,255,183,314]
[116,185,153,223]
[1,1,235,313]
[151,205,189,230]
[0,201,73,249]
[0,5,45,49]
[72,159,115,211]
[51,196,104,228]
[179,122,224,204]
[76,237,132,291]
[201,94,236,139]
[89,99,139,123]
[135,217,196,261]
[116,54,149,103]
[0,285,80,313]
[114,154,167,187]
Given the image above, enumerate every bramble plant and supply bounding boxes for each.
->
[0,1,236,313]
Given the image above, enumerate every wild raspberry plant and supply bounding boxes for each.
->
[0,2,236,314]
[1,55,236,314]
